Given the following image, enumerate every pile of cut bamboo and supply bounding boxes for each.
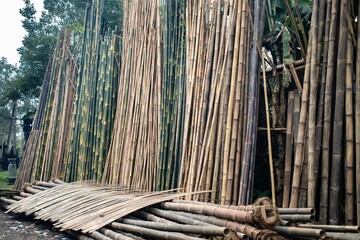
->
[2,182,360,239]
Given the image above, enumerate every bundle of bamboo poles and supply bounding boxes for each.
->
[15,0,121,188]
[101,0,161,190]
[157,0,186,191]
[14,28,77,189]
[281,0,360,226]
[63,0,120,182]
[178,0,254,206]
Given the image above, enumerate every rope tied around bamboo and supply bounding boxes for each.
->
[159,201,280,228]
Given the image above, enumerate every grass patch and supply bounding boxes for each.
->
[0,170,13,190]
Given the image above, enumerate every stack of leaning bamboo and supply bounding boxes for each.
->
[101,0,161,191]
[14,28,77,189]
[282,0,360,226]
[63,0,120,182]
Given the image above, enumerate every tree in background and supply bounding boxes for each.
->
[17,0,122,97]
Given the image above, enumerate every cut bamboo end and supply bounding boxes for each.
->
[253,205,280,229]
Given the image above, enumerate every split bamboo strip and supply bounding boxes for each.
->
[6,183,208,233]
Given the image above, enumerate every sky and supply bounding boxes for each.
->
[0,1,44,65]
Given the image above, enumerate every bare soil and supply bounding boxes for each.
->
[0,209,72,240]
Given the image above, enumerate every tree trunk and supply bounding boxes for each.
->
[6,100,17,155]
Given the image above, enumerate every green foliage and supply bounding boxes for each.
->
[0,58,16,94]
[263,0,312,90]
[17,0,123,98]
[0,170,13,190]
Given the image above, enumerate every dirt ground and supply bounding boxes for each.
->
[0,209,72,240]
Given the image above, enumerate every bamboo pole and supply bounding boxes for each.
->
[329,0,347,225]
[296,224,360,233]
[356,0,360,225]
[344,29,354,225]
[289,31,312,208]
[110,223,203,240]
[282,91,294,208]
[307,0,320,209]
[261,51,276,206]
[118,218,231,237]
[320,0,339,224]
[272,226,325,239]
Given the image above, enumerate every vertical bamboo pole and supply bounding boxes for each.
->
[329,0,347,225]
[356,0,360,224]
[307,0,319,209]
[320,0,338,224]
[289,33,312,208]
[283,91,294,208]
[261,52,276,206]
[344,30,354,225]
